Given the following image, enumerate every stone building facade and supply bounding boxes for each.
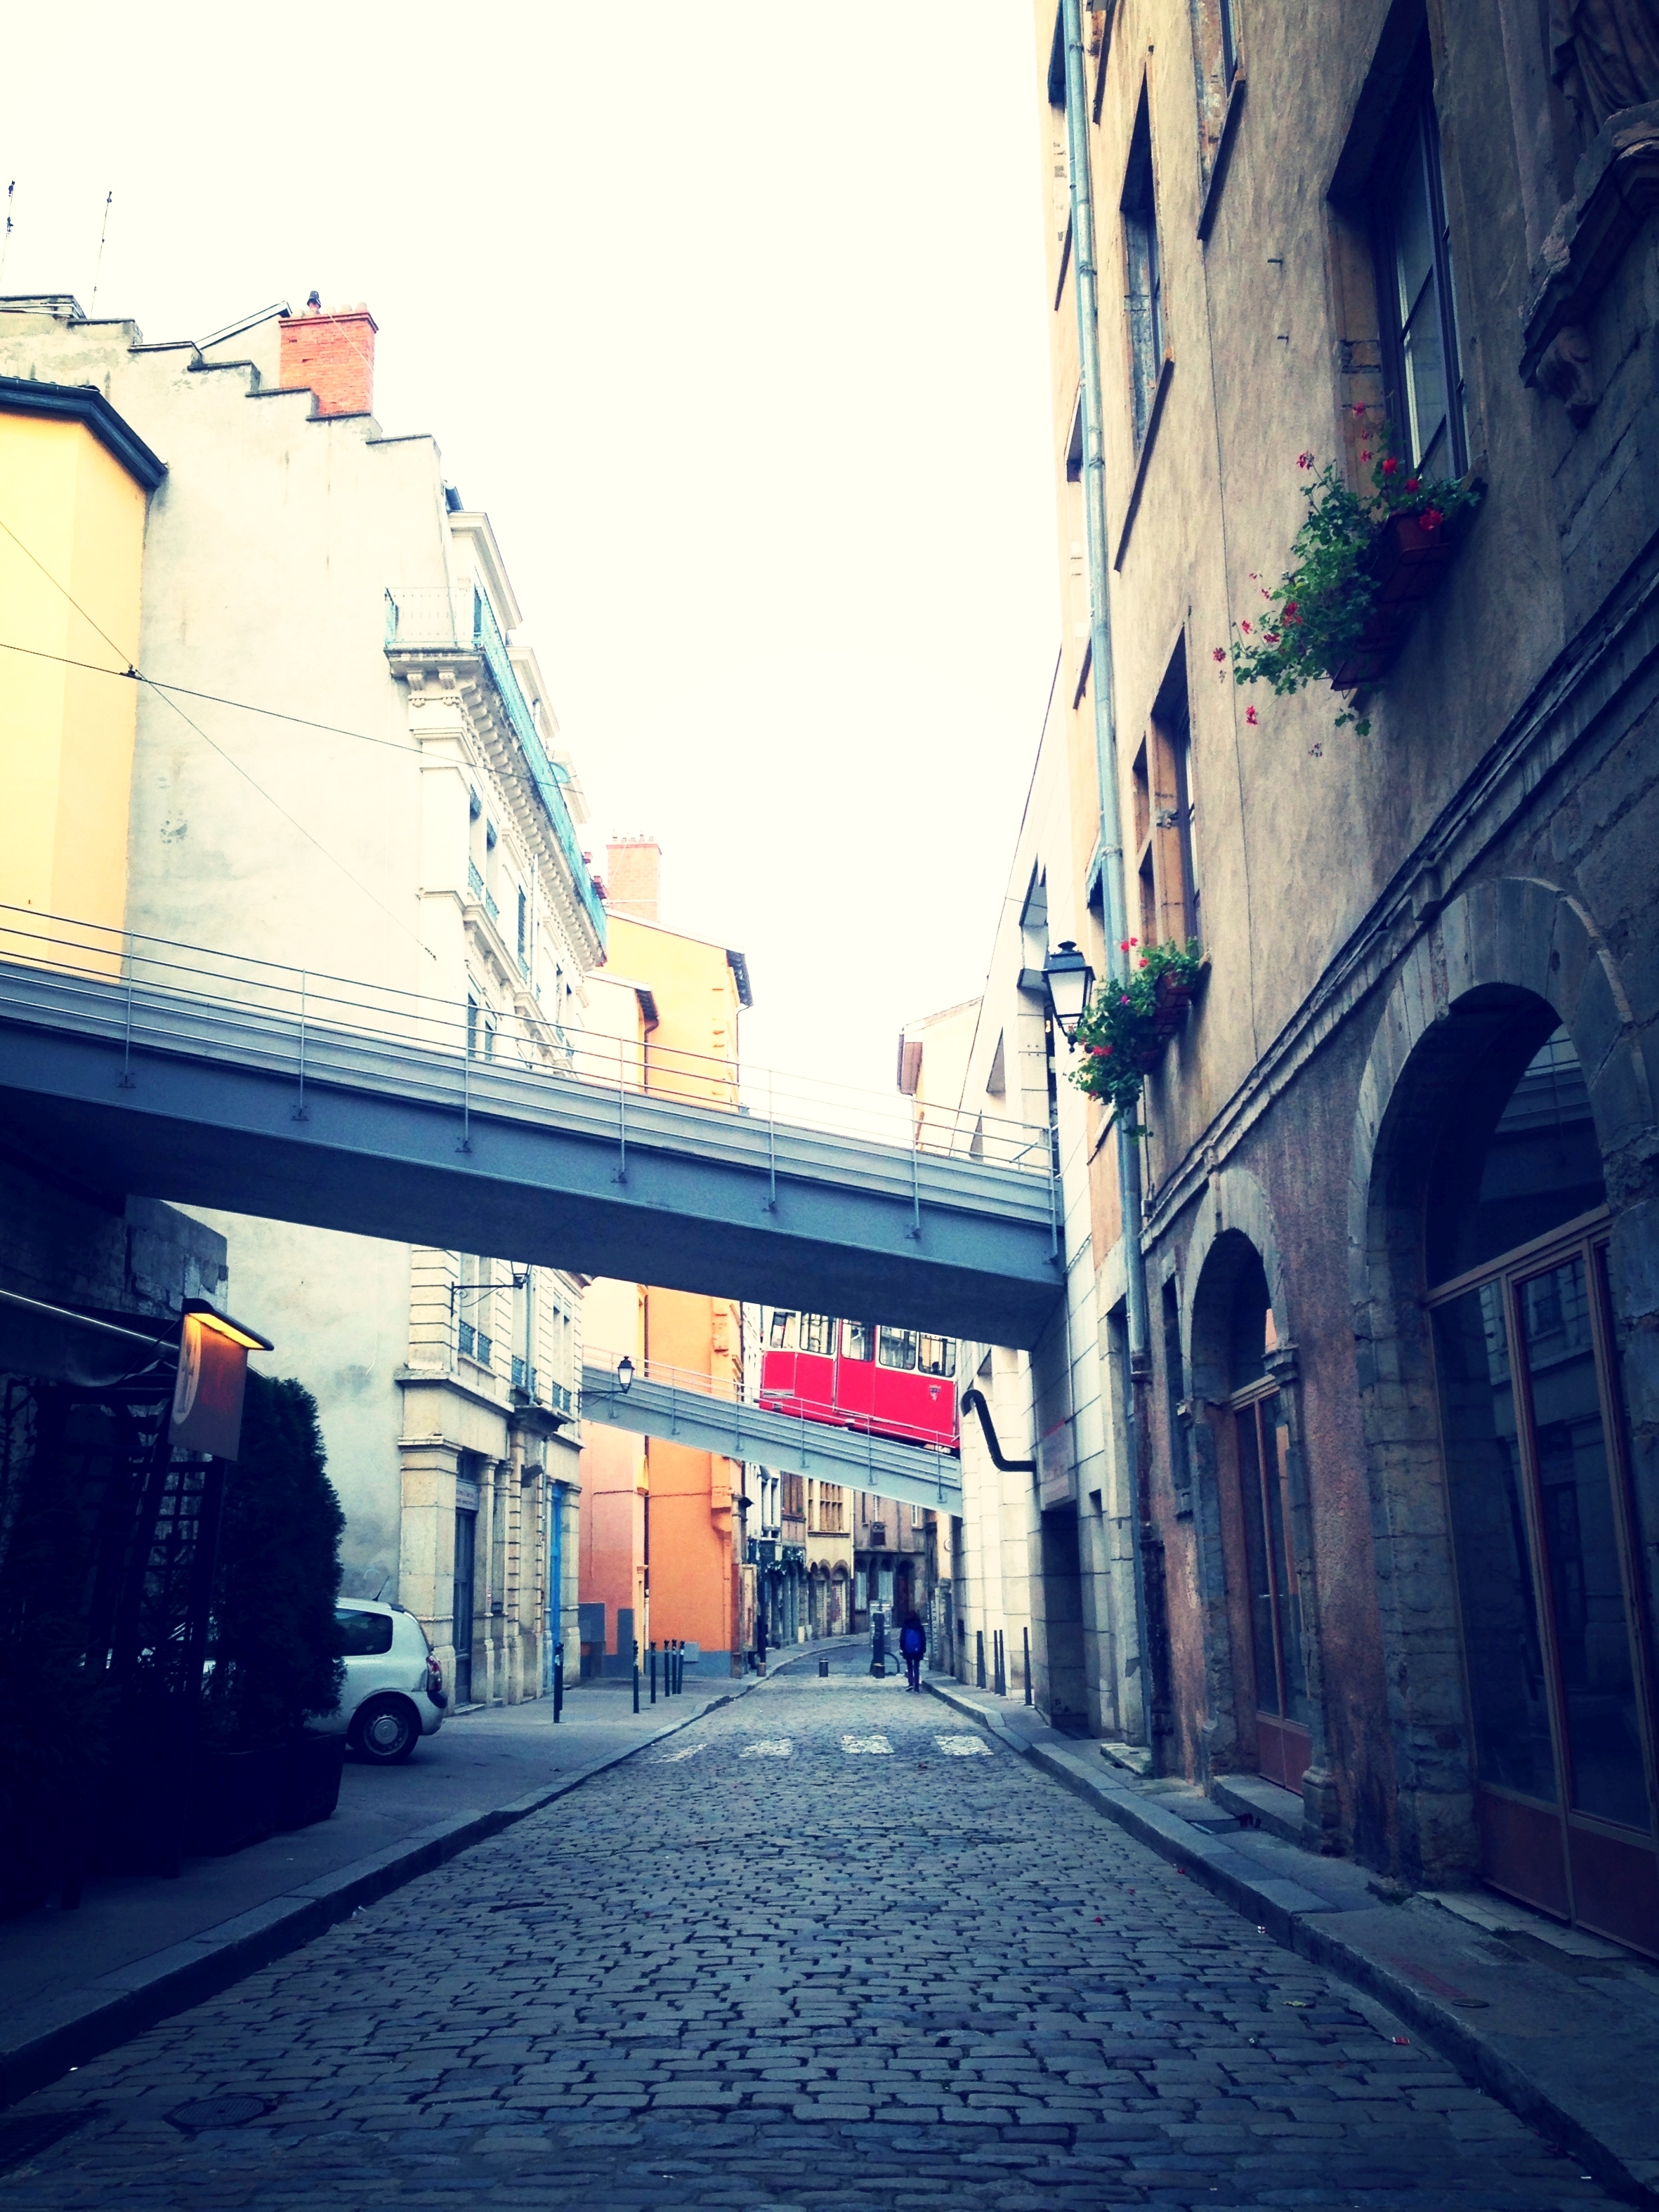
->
[997,0,1659,1951]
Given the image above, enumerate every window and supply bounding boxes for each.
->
[917,1335,956,1378]
[1132,650,1200,950]
[1121,89,1164,449]
[911,1502,924,1528]
[768,1310,797,1350]
[459,1254,494,1368]
[841,1319,874,1362]
[335,1607,393,1656]
[878,1326,918,1372]
[1374,66,1466,477]
[1162,1279,1192,1509]
[799,1314,836,1357]
[781,1473,806,1519]
[1191,0,1241,184]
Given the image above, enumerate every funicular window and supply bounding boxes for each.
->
[917,1335,957,1378]
[767,1310,797,1350]
[878,1326,918,1371]
[841,1321,874,1362]
[799,1314,836,1356]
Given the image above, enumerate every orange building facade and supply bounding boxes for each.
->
[575,841,754,1681]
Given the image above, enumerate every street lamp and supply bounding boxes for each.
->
[1042,940,1095,1050]
[617,1354,634,1394]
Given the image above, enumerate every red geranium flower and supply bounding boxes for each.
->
[1245,705,1258,724]
[1422,507,1444,532]
[1297,451,1313,468]
[1241,619,1252,633]
[1283,601,1300,622]
[1405,477,1420,492]
[1212,646,1226,661]
[1382,455,1398,475]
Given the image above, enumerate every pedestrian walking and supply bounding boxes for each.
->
[898,1609,926,1692]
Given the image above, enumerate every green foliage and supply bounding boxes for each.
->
[1068,938,1205,1115]
[202,1373,344,1747]
[1224,414,1478,736]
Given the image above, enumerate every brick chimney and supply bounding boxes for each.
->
[278,302,378,418]
[605,836,661,922]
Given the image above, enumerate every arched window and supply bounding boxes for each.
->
[1427,1022,1656,1949]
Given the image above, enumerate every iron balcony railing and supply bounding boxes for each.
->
[459,1321,494,1367]
[385,586,607,944]
[511,1355,537,1395]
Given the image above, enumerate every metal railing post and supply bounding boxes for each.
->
[294,970,308,1121]
[459,1016,472,1153]
[909,1118,922,1240]
[615,1034,627,1183]
[766,1067,777,1213]
[119,953,136,1089]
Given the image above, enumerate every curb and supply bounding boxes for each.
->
[926,1678,1658,2208]
[0,1682,755,2112]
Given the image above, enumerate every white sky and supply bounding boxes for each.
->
[4,2,1059,1095]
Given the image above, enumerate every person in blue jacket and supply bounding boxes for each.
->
[898,1611,926,1692]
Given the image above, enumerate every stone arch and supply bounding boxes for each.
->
[1169,1168,1335,1833]
[1349,874,1656,1885]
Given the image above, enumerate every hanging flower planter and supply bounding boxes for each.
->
[1226,414,1479,735]
[1069,940,1206,1115]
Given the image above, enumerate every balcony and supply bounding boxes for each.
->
[549,1378,574,1415]
[459,1321,494,1367]
[511,1355,537,1397]
[385,586,606,947]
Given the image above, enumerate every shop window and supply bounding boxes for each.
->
[1428,1022,1657,1951]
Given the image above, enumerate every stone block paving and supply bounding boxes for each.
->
[0,1666,1618,2210]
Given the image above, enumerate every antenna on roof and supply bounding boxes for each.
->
[90,190,112,310]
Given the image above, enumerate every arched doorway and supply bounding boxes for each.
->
[1422,1015,1655,1946]
[1191,1228,1311,1794]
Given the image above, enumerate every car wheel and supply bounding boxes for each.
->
[351,1696,420,1764]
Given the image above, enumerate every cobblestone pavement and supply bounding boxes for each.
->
[0,1663,1617,2209]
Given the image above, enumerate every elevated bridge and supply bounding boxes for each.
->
[0,913,1063,1348]
[578,1351,962,1514]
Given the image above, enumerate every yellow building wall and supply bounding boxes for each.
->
[603,915,745,1663]
[0,412,148,957]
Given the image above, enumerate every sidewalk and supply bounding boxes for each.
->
[0,1635,857,2107]
[926,1671,1659,2207]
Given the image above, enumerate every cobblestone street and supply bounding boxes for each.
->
[0,1664,1618,2210]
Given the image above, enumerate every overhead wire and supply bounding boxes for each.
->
[0,512,436,959]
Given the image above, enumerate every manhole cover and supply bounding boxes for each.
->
[166,2094,273,2132]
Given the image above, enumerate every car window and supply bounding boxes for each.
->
[336,1607,394,1656]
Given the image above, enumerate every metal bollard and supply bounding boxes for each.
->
[994,1630,1005,1697]
[976,1628,986,1689]
[632,1642,641,1713]
[650,1641,657,1704]
[1023,1625,1032,1706]
[553,1640,564,1723]
[818,1658,829,1677]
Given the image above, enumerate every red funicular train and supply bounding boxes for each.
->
[759,1312,959,1451]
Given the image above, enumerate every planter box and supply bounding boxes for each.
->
[1330,511,1460,690]
[275,1733,345,1831]
[188,1744,282,1857]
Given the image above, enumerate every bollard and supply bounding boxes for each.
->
[994,1630,1004,1697]
[818,1657,829,1677]
[632,1642,641,1713]
[976,1628,986,1689]
[553,1640,564,1723]
[650,1641,657,1703]
[1023,1626,1032,1706]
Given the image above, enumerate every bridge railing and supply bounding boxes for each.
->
[0,909,1054,1223]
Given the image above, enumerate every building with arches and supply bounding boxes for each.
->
[971,0,1659,1954]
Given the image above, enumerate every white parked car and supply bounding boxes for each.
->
[315,1599,447,1764]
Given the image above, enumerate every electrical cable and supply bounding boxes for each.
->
[0,513,435,958]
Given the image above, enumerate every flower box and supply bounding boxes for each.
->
[1328,511,1460,689]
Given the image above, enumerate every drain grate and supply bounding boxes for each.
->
[0,2112,96,2175]
[166,2093,274,2132]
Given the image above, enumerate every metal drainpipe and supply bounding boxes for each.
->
[1061,0,1155,1734]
